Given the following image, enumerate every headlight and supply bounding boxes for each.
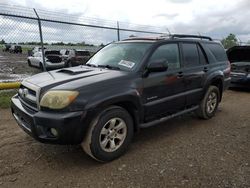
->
[40,90,79,109]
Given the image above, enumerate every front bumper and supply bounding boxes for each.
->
[11,95,89,145]
[45,61,65,69]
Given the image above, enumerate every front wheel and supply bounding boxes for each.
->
[67,61,72,67]
[82,106,134,162]
[196,86,220,119]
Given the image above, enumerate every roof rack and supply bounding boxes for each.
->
[170,34,213,41]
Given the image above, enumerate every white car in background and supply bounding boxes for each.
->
[27,50,65,70]
[32,47,46,54]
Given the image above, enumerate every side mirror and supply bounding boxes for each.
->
[147,59,168,72]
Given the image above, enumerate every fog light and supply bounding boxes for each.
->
[50,128,58,137]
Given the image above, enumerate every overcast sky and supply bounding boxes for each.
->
[1,0,250,43]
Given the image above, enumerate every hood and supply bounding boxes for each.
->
[227,46,250,63]
[227,46,250,73]
[23,66,129,89]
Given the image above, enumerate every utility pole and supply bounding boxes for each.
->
[33,8,46,71]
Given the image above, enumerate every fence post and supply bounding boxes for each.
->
[117,21,120,41]
[33,8,46,71]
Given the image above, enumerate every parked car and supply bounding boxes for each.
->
[227,46,250,88]
[2,44,11,52]
[27,50,64,70]
[65,49,91,67]
[60,49,70,61]
[32,46,47,54]
[9,45,22,53]
[28,46,47,56]
[11,35,231,162]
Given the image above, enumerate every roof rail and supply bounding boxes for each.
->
[170,34,213,41]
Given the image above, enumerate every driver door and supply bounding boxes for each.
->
[142,43,186,121]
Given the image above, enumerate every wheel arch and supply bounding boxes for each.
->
[205,76,223,102]
[86,94,143,133]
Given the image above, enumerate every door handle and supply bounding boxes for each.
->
[177,71,183,78]
[203,67,208,72]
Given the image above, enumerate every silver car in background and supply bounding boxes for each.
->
[27,50,65,70]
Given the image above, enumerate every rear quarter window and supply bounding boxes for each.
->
[206,43,227,62]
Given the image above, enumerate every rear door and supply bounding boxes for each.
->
[181,42,208,106]
[31,52,41,67]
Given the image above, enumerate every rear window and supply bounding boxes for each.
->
[76,51,90,56]
[206,43,227,62]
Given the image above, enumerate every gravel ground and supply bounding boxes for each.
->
[0,51,40,82]
[0,90,249,188]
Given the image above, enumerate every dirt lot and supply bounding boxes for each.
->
[0,90,249,188]
[0,51,40,82]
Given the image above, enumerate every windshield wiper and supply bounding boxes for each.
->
[97,64,120,70]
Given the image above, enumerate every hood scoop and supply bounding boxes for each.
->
[57,68,92,75]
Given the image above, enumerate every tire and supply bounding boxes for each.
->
[196,86,220,119]
[81,106,134,162]
[28,60,31,67]
[39,62,43,70]
[67,61,72,67]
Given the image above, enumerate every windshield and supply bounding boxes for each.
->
[87,42,152,71]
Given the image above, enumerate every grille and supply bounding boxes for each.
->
[18,85,38,111]
[46,55,62,63]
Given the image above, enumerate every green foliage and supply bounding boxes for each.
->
[0,39,5,44]
[221,33,239,49]
[0,90,17,109]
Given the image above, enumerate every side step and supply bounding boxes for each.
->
[139,106,199,128]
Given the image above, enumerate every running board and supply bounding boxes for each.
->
[139,106,199,128]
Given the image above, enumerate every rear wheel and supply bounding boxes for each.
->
[196,86,220,119]
[28,60,31,67]
[39,62,44,70]
[82,106,134,162]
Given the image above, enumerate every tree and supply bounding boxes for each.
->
[0,39,5,44]
[221,33,238,49]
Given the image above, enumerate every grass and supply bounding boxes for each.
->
[0,90,17,109]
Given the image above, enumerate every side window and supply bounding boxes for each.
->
[206,43,227,62]
[197,45,208,64]
[34,52,39,57]
[149,43,180,70]
[182,43,199,67]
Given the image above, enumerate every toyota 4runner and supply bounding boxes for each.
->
[11,35,231,162]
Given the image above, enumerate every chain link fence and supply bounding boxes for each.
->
[0,4,166,86]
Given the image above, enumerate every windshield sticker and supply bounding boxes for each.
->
[118,60,135,69]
